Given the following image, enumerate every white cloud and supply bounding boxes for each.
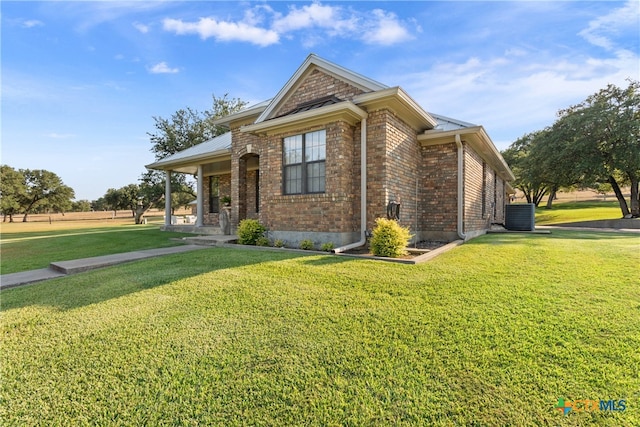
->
[578,0,639,51]
[148,62,179,74]
[363,9,413,46]
[133,22,149,34]
[22,19,44,28]
[272,2,349,33]
[162,2,415,47]
[45,132,75,139]
[163,17,279,47]
[397,42,638,149]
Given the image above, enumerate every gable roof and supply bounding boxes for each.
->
[255,53,388,124]
[215,54,437,132]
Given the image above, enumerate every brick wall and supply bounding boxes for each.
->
[218,68,511,244]
[364,110,388,231]
[420,142,458,236]
[463,143,486,232]
[494,175,506,223]
[463,142,510,233]
[379,110,420,237]
[276,68,366,116]
[231,120,359,238]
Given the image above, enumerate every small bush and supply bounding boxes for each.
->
[274,239,285,248]
[321,242,334,252]
[255,236,270,247]
[237,219,266,245]
[300,239,314,250]
[369,217,412,258]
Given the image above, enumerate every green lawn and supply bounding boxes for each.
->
[535,200,626,225]
[2,231,638,425]
[0,224,192,274]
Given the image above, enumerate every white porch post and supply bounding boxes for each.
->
[196,165,204,227]
[164,170,172,226]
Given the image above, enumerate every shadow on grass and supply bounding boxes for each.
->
[1,247,333,312]
[299,254,360,266]
[466,230,638,246]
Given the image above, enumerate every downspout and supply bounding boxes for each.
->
[334,116,368,253]
[455,134,467,240]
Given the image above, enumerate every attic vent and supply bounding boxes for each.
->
[505,204,536,231]
[281,95,343,117]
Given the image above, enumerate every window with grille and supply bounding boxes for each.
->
[283,130,326,195]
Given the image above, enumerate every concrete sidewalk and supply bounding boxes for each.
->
[0,245,209,290]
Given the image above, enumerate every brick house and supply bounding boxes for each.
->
[147,54,514,249]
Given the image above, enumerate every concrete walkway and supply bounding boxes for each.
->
[0,245,210,290]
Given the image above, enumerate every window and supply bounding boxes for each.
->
[209,176,219,213]
[283,130,326,194]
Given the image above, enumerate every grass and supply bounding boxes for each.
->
[535,200,626,225]
[0,221,193,274]
[1,230,638,425]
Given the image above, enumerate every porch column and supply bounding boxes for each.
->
[164,170,171,226]
[196,165,204,227]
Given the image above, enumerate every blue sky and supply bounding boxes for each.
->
[2,1,638,201]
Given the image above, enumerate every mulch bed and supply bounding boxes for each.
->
[344,240,449,259]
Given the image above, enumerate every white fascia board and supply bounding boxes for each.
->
[212,99,271,128]
[354,87,438,130]
[241,102,367,136]
[146,150,231,171]
[419,127,515,181]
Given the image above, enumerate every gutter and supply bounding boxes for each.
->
[455,134,467,240]
[333,116,368,253]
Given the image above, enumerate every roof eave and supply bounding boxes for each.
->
[212,101,270,129]
[354,87,438,131]
[418,127,515,181]
[241,102,368,136]
[145,149,231,171]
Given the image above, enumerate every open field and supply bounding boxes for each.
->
[2,208,192,226]
[1,230,638,426]
[535,200,628,225]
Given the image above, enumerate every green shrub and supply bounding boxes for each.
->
[300,239,314,250]
[321,242,334,252]
[274,239,285,248]
[369,217,412,257]
[237,219,266,245]
[255,236,270,247]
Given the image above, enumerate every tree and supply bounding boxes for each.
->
[502,131,550,206]
[133,171,196,224]
[103,188,125,217]
[533,119,592,209]
[71,200,92,212]
[0,165,25,222]
[15,169,75,222]
[556,80,639,217]
[503,80,639,216]
[141,93,247,224]
[148,93,247,161]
